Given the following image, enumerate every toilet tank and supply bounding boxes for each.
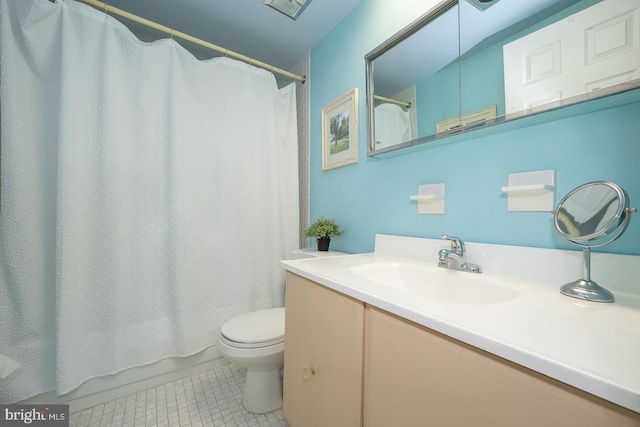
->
[290,248,346,260]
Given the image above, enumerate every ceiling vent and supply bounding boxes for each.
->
[264,0,313,20]
[466,0,501,12]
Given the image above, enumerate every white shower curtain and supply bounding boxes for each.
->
[0,0,299,402]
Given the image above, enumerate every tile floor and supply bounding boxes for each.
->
[69,364,289,427]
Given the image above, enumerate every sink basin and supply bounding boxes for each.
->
[347,261,518,305]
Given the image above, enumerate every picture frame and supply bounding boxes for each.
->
[322,88,359,170]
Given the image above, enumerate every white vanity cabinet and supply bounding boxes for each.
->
[283,272,640,427]
[282,273,364,427]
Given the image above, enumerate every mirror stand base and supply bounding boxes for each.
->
[560,279,615,303]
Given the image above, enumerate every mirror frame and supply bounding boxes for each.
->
[365,0,457,155]
[366,0,640,157]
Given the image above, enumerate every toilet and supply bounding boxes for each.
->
[217,308,285,413]
[216,248,343,413]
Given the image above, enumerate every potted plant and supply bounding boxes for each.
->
[303,217,344,251]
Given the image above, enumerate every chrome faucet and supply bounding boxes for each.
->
[437,234,482,273]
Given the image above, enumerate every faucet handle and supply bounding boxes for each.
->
[442,234,464,253]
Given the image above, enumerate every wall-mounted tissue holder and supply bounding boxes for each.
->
[409,183,445,214]
[501,169,556,212]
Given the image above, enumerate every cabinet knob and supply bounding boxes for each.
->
[302,366,316,381]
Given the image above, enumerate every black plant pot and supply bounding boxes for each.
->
[316,237,331,251]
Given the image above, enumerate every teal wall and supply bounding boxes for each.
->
[309,0,640,255]
[416,59,461,138]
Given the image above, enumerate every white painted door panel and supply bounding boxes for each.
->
[503,0,640,114]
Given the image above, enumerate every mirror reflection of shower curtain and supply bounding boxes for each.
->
[374,103,412,149]
[0,0,299,402]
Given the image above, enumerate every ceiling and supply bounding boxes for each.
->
[90,0,365,75]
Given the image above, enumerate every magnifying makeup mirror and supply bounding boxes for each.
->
[554,181,636,303]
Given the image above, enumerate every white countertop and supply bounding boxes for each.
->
[282,234,640,413]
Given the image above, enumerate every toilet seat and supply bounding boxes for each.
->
[220,307,285,349]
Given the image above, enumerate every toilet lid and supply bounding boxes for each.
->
[221,307,285,345]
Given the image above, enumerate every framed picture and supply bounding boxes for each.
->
[322,88,358,170]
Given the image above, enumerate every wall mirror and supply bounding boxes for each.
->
[366,0,640,156]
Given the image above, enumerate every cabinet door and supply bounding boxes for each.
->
[283,273,364,427]
[364,306,640,427]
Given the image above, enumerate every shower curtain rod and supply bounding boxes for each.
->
[374,94,411,109]
[75,0,306,83]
